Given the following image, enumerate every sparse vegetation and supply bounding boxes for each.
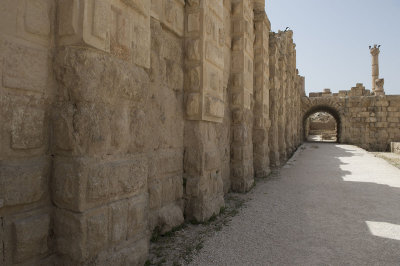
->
[147,193,250,265]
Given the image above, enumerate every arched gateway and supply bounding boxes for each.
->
[301,96,345,143]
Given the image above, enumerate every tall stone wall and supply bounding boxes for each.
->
[268,31,304,167]
[3,0,399,264]
[0,0,307,265]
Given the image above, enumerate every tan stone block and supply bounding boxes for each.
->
[53,102,133,156]
[376,122,388,128]
[376,100,389,107]
[187,66,201,92]
[233,125,247,142]
[161,176,176,203]
[131,20,151,68]
[53,156,148,212]
[110,5,132,59]
[149,149,183,179]
[57,0,111,52]
[167,61,184,91]
[173,176,184,200]
[13,214,50,263]
[389,112,400,118]
[186,93,202,118]
[10,106,45,150]
[0,0,19,36]
[0,157,49,207]
[205,150,220,170]
[161,0,185,36]
[127,194,148,239]
[232,146,243,161]
[2,42,48,93]
[204,95,225,120]
[54,210,84,260]
[391,142,400,154]
[86,209,109,256]
[388,117,399,123]
[149,181,162,210]
[156,203,184,234]
[23,0,52,37]
[389,101,400,107]
[54,207,109,262]
[187,12,200,33]
[54,48,150,104]
[52,157,85,211]
[110,200,129,243]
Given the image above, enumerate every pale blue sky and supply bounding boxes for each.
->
[266,0,400,95]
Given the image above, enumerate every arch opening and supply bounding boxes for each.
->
[303,105,342,143]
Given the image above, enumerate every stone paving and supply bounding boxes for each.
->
[190,143,400,265]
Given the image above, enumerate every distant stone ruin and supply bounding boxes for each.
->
[306,112,337,142]
[1,0,399,265]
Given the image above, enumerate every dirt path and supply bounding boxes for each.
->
[189,143,400,265]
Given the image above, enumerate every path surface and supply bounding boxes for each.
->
[190,143,400,265]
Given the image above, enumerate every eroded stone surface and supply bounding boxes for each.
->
[1,0,399,265]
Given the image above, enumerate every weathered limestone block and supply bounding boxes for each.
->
[229,0,255,191]
[1,98,46,155]
[57,0,151,67]
[13,214,50,263]
[0,0,53,46]
[151,0,185,36]
[148,149,183,181]
[54,47,149,105]
[0,157,49,208]
[349,83,367,97]
[54,194,148,264]
[53,102,133,157]
[184,122,225,221]
[10,107,44,152]
[1,208,52,265]
[184,0,225,123]
[2,41,49,93]
[268,34,280,167]
[253,10,270,177]
[53,155,147,212]
[19,0,54,46]
[57,0,111,51]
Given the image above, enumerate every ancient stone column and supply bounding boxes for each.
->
[230,0,255,192]
[53,1,152,264]
[184,0,225,221]
[253,10,271,177]
[268,33,281,167]
[369,44,380,93]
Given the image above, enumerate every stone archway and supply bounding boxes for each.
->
[301,97,345,143]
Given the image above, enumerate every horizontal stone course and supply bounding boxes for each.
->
[53,155,148,212]
[54,193,148,263]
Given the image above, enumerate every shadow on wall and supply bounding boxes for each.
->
[270,143,400,263]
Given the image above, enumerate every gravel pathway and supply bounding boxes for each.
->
[190,143,400,265]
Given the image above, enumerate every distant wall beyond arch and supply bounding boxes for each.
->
[301,97,344,143]
[303,105,342,142]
